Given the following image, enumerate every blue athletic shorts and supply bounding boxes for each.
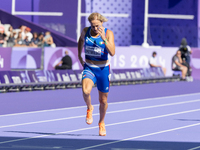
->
[82,63,111,93]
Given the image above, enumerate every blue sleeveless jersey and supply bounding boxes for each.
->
[84,27,108,61]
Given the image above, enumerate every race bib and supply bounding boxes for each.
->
[85,46,102,57]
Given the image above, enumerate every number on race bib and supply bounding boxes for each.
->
[85,46,102,57]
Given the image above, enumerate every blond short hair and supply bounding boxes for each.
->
[88,13,108,22]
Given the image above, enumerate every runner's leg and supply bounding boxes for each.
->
[98,91,108,123]
[82,78,94,110]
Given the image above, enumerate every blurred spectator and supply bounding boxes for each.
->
[25,27,33,41]
[43,31,54,47]
[24,36,30,46]
[0,25,6,47]
[149,51,166,76]
[19,25,26,40]
[0,23,58,48]
[15,32,26,46]
[54,50,72,70]
[0,24,4,31]
[29,32,39,47]
[6,26,15,40]
[37,32,44,47]
[6,26,16,47]
[172,50,188,80]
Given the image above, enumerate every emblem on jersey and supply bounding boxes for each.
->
[86,37,94,43]
[99,41,104,45]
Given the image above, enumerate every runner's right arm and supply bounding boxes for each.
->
[78,27,88,67]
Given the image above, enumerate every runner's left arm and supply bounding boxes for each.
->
[97,27,115,56]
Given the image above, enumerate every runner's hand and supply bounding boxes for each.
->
[97,26,106,41]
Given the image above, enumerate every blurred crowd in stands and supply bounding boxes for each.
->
[0,24,56,48]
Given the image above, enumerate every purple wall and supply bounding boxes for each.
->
[0,46,199,80]
[0,0,12,12]
[15,0,32,21]
[43,46,200,80]
[0,48,12,71]
[198,0,200,47]
[11,47,42,69]
[0,0,85,40]
[191,48,200,80]
[44,47,82,70]
[0,9,77,47]
[0,0,199,47]
[109,47,177,77]
[85,0,132,46]
[132,0,198,47]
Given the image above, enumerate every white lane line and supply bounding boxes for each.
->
[0,105,87,118]
[1,92,200,117]
[108,92,200,106]
[0,108,200,145]
[78,122,200,150]
[0,115,85,129]
[188,146,200,150]
[1,99,200,129]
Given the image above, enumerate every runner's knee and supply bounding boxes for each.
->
[82,88,91,97]
[99,95,108,105]
[99,99,107,106]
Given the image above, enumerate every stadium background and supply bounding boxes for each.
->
[0,0,200,83]
[0,0,199,47]
[1,1,200,149]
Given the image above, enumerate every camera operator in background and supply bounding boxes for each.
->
[179,38,192,76]
[172,50,188,80]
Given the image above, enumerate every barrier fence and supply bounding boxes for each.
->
[1,47,200,77]
[0,68,179,92]
[0,46,199,92]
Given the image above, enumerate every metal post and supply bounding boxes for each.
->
[12,0,15,15]
[142,0,149,47]
[77,0,81,41]
[31,0,34,22]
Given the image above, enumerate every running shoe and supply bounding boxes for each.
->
[86,106,93,125]
[99,122,106,136]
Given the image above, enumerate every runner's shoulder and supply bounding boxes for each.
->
[106,29,113,35]
[83,27,89,33]
[80,27,89,39]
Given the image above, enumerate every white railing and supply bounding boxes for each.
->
[142,0,194,47]
[11,0,63,16]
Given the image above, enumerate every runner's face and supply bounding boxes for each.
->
[90,19,103,34]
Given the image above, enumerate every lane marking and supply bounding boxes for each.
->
[0,108,200,144]
[108,92,200,105]
[0,115,85,129]
[188,146,200,150]
[1,99,200,129]
[1,92,200,118]
[0,105,87,118]
[78,122,200,150]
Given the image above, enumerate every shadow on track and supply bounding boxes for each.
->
[0,136,199,150]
